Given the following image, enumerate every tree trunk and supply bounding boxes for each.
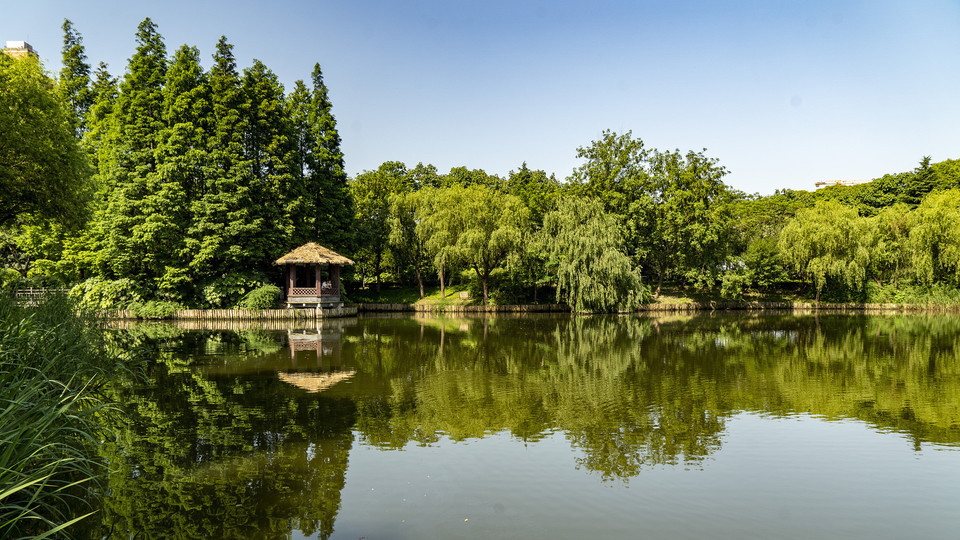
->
[374,252,382,293]
[416,267,424,299]
[439,266,446,298]
[655,272,664,298]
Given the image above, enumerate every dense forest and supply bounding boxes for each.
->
[3,18,960,312]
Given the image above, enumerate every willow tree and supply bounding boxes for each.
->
[778,200,870,301]
[908,189,960,286]
[542,197,644,312]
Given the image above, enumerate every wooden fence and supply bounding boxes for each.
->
[355,303,571,314]
[104,305,358,321]
[14,287,70,305]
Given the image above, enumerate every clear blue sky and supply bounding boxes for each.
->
[4,0,959,194]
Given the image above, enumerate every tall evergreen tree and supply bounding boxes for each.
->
[98,18,168,282]
[149,44,210,299]
[58,19,92,138]
[308,64,354,250]
[242,59,294,266]
[188,36,258,280]
[286,79,316,246]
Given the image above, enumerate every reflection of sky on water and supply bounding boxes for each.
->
[320,413,959,540]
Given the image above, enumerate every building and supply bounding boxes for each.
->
[814,179,871,189]
[274,242,355,308]
[2,41,38,59]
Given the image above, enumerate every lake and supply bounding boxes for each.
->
[82,313,960,539]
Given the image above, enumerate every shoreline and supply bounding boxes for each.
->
[98,300,960,320]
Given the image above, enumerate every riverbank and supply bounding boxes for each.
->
[99,300,960,320]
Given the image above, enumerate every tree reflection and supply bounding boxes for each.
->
[88,313,960,537]
[345,313,960,480]
[86,327,356,539]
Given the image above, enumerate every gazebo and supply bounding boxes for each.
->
[274,242,355,308]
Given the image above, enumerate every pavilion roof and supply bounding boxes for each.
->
[273,242,355,266]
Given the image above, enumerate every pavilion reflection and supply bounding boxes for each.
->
[281,319,355,393]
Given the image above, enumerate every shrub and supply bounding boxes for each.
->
[70,277,144,310]
[127,300,185,319]
[200,273,267,308]
[239,284,282,309]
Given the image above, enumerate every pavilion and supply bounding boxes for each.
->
[274,242,354,308]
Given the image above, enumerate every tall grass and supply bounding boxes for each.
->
[0,293,125,538]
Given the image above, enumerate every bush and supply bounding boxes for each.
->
[200,273,268,308]
[127,300,185,319]
[239,284,282,309]
[70,277,144,310]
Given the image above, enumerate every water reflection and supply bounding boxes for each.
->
[86,314,960,538]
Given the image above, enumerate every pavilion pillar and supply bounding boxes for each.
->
[287,265,295,296]
[315,263,322,295]
[332,265,341,295]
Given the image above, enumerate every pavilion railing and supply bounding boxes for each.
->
[289,284,340,297]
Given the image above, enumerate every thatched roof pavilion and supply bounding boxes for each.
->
[274,242,355,266]
[274,243,354,307]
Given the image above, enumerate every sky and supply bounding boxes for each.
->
[3,0,959,194]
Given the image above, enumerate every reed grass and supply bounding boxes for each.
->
[0,293,125,538]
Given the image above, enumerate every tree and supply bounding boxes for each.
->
[569,130,648,217]
[188,36,259,281]
[308,64,354,250]
[454,184,529,305]
[777,200,870,301]
[415,186,465,299]
[0,54,91,228]
[388,191,429,298]
[94,18,169,285]
[908,189,960,286]
[351,162,410,291]
[641,148,733,293]
[864,203,912,289]
[58,18,93,137]
[542,197,644,312]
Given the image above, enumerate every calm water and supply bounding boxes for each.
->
[84,314,960,539]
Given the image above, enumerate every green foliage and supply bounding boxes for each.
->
[453,184,529,305]
[127,300,185,319]
[200,273,269,308]
[908,189,960,286]
[239,284,282,309]
[70,277,144,310]
[0,294,129,538]
[0,53,92,228]
[542,197,646,312]
[778,200,870,301]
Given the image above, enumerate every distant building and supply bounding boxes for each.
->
[814,179,871,189]
[2,40,38,59]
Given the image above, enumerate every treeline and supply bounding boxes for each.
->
[3,20,960,311]
[3,18,351,309]
[349,131,960,309]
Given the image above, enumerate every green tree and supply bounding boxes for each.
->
[188,36,259,282]
[641,148,733,293]
[908,189,960,286]
[242,59,295,266]
[778,200,870,301]
[0,54,91,228]
[151,44,211,299]
[388,191,429,298]
[95,18,168,284]
[308,64,354,249]
[351,162,410,291]
[569,130,648,217]
[58,18,93,137]
[454,184,529,305]
[542,197,644,312]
